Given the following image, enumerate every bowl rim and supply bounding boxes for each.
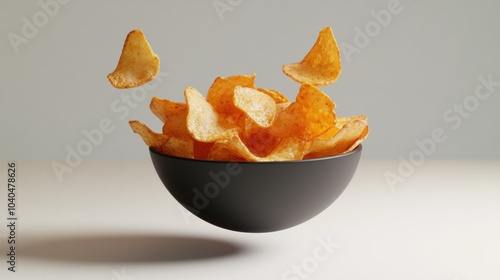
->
[149,144,362,164]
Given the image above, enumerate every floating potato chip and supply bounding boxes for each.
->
[256,88,289,103]
[282,26,341,86]
[185,86,236,142]
[206,74,256,118]
[304,119,369,159]
[150,96,186,123]
[271,84,336,140]
[107,30,160,89]
[234,86,276,128]
[129,120,194,158]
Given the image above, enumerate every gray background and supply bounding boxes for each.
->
[1,0,499,161]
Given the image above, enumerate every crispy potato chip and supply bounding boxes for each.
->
[271,84,336,140]
[282,26,341,86]
[256,88,289,103]
[108,30,160,89]
[234,86,276,128]
[241,128,280,157]
[129,120,194,158]
[185,86,236,142]
[162,137,194,159]
[208,135,306,162]
[304,119,369,159]
[194,141,215,160]
[162,107,191,138]
[129,120,168,148]
[266,136,308,161]
[206,74,256,118]
[335,115,367,129]
[317,126,340,139]
[150,97,186,123]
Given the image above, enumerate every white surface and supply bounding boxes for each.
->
[1,159,499,280]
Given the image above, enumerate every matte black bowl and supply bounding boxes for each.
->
[150,145,362,233]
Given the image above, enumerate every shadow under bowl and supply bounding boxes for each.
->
[150,145,362,233]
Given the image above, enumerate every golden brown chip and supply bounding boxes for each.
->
[206,74,256,119]
[304,119,369,159]
[265,137,308,161]
[107,30,160,89]
[161,107,191,138]
[162,137,194,158]
[208,134,306,162]
[185,86,236,142]
[129,120,194,158]
[129,120,168,148]
[282,26,341,86]
[271,84,336,140]
[317,126,340,139]
[241,128,280,157]
[150,96,186,123]
[234,86,276,128]
[256,88,289,103]
[335,115,367,129]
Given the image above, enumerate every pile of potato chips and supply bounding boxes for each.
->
[108,27,368,161]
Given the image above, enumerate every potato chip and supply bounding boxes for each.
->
[194,141,215,160]
[234,86,276,128]
[241,128,280,157]
[271,84,336,140]
[265,136,308,161]
[129,120,194,158]
[206,74,256,118]
[185,86,236,142]
[150,97,186,123]
[304,119,369,159]
[208,134,306,162]
[282,26,341,86]
[335,115,367,129]
[162,137,194,159]
[107,30,160,89]
[129,120,168,148]
[256,88,289,103]
[161,107,190,138]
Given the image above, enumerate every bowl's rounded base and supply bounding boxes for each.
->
[150,145,362,233]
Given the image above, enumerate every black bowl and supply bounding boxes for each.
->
[150,145,362,233]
